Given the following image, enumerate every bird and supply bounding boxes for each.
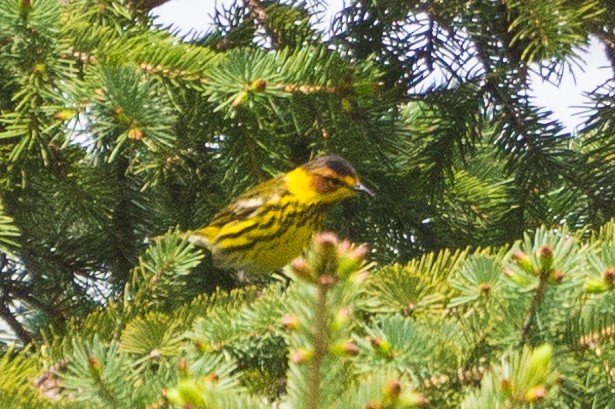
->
[187,155,373,273]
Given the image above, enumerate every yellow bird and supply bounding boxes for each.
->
[188,155,373,273]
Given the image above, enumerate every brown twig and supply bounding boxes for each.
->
[305,277,331,409]
[521,269,549,342]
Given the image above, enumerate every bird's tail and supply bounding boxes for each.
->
[184,228,215,249]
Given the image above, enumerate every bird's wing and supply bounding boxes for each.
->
[189,175,286,247]
[208,175,286,227]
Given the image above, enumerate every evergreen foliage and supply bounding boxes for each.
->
[0,0,615,407]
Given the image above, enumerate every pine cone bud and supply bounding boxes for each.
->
[33,63,46,73]
[330,340,359,356]
[385,379,402,399]
[289,257,313,281]
[250,79,267,92]
[128,126,143,141]
[332,307,351,331]
[337,243,368,277]
[318,274,337,288]
[478,283,491,295]
[523,385,546,402]
[112,106,127,123]
[349,271,370,287]
[291,348,313,364]
[512,250,534,274]
[398,390,428,407]
[281,313,299,331]
[53,109,76,121]
[370,337,392,358]
[550,270,564,283]
[603,267,615,285]
[177,357,188,376]
[500,378,513,396]
[205,373,219,383]
[231,91,249,109]
[538,244,554,272]
[312,232,339,273]
[342,340,359,356]
[87,355,101,376]
[193,340,208,352]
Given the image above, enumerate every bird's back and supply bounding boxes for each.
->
[190,174,325,272]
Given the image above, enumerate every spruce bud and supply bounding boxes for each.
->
[384,378,402,399]
[512,250,534,274]
[523,385,546,402]
[128,126,143,141]
[312,232,339,273]
[602,267,615,286]
[500,378,513,396]
[550,270,564,283]
[281,313,299,331]
[250,79,267,92]
[231,91,249,109]
[33,63,45,73]
[53,109,76,121]
[330,340,359,356]
[289,257,313,281]
[503,268,529,286]
[538,244,554,272]
[332,307,351,331]
[165,388,183,406]
[177,357,188,376]
[371,337,392,358]
[205,372,219,383]
[478,283,491,295]
[87,355,101,377]
[584,277,609,294]
[291,348,313,364]
[528,344,553,382]
[342,340,359,356]
[177,379,206,407]
[337,243,368,277]
[398,390,428,407]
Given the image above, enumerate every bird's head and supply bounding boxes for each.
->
[286,155,373,205]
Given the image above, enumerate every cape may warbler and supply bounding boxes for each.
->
[188,155,372,273]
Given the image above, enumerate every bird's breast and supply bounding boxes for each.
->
[212,202,325,272]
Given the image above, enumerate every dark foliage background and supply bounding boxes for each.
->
[0,0,615,407]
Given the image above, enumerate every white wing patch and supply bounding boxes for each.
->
[237,197,265,209]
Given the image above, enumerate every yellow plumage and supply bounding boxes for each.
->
[188,155,372,273]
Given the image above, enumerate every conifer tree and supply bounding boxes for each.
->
[1,0,615,408]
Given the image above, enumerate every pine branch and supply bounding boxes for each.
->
[127,0,170,12]
[601,33,615,72]
[521,262,550,342]
[305,275,331,409]
[0,300,31,345]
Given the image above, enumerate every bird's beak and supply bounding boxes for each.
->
[353,183,375,198]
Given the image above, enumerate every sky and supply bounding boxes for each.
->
[152,0,611,133]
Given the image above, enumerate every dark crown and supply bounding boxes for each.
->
[303,155,356,177]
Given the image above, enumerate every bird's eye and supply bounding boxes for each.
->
[326,177,345,188]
